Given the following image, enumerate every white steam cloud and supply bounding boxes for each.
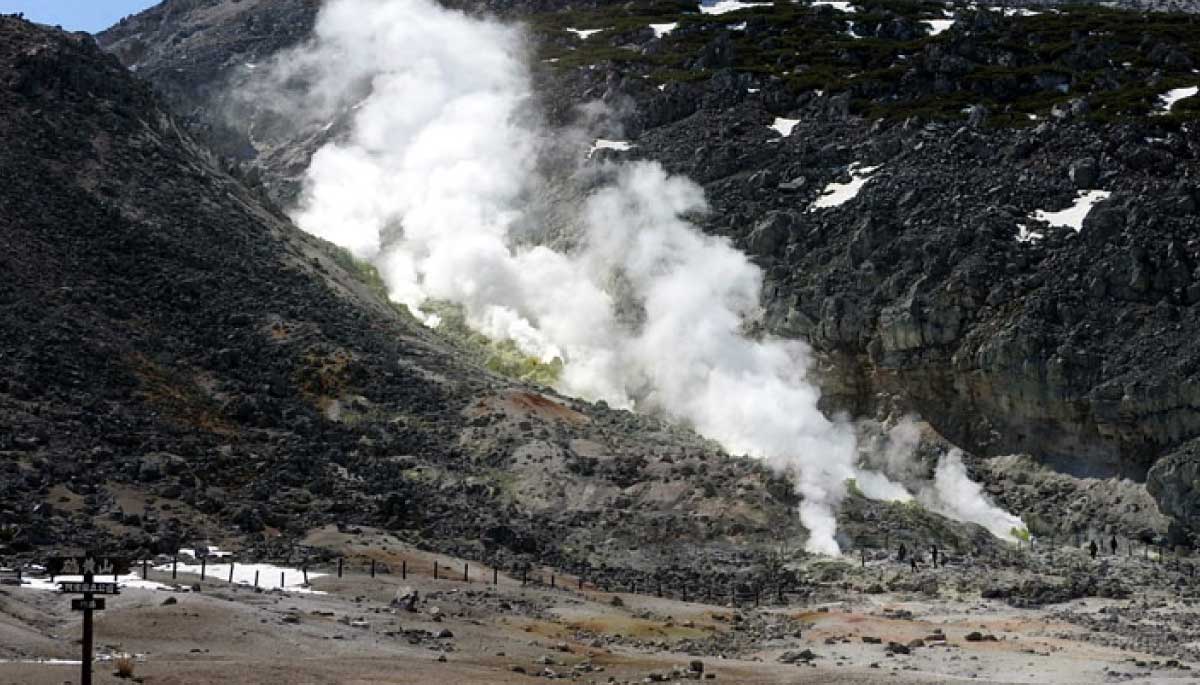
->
[253,0,1020,554]
[920,450,1026,541]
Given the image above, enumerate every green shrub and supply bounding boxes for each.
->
[420,300,564,386]
[525,0,1200,126]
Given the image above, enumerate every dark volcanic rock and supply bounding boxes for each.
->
[0,16,805,574]
[95,0,1200,528]
[1148,438,1200,535]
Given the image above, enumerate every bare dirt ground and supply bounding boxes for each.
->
[2,527,1198,684]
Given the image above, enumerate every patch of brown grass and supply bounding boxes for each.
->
[294,347,357,400]
[127,353,236,434]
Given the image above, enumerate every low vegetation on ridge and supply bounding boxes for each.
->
[527,0,1200,126]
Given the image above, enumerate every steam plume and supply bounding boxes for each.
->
[249,0,1019,554]
[921,450,1025,541]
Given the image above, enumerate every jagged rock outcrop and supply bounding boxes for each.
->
[1148,438,1200,535]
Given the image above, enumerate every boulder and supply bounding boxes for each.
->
[1148,438,1200,536]
[1069,158,1098,189]
[747,211,794,257]
[391,586,419,612]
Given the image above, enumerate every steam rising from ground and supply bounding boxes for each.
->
[921,450,1026,540]
[251,0,1021,554]
[861,419,1025,540]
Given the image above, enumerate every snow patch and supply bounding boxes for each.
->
[769,117,800,137]
[1015,223,1043,243]
[923,18,954,35]
[588,139,635,158]
[0,659,84,665]
[812,0,857,12]
[16,573,172,592]
[154,561,327,594]
[650,22,678,37]
[1155,86,1198,115]
[565,27,605,39]
[994,6,1040,15]
[699,0,771,14]
[1030,190,1111,232]
[809,163,880,211]
[730,21,748,30]
[177,546,233,559]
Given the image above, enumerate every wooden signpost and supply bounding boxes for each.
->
[50,556,129,685]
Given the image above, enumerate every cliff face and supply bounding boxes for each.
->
[95,0,1200,530]
[751,119,1200,480]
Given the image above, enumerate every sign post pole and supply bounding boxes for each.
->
[81,568,93,685]
[54,556,126,685]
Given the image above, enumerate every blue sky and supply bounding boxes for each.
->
[1,1,160,33]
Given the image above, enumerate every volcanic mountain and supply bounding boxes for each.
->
[2,14,892,582]
[93,0,1200,541]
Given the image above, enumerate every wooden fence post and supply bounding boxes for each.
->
[338,558,344,578]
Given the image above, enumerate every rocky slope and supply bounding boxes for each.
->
[92,0,1200,537]
[0,13,845,582]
